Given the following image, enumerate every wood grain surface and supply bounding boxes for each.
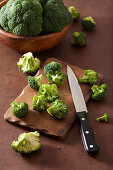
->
[4,57,103,139]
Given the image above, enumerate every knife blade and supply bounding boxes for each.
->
[67,65,99,155]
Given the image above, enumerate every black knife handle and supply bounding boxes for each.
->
[77,111,99,155]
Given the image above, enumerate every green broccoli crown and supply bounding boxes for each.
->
[0,0,43,36]
[47,99,68,119]
[11,101,28,117]
[69,6,80,20]
[32,95,47,112]
[42,0,73,33]
[72,32,87,46]
[47,71,66,86]
[79,70,98,85]
[17,52,41,74]
[28,74,43,90]
[44,62,62,75]
[81,16,96,31]
[91,84,107,101]
[96,113,109,123]
[38,84,60,102]
[11,131,41,154]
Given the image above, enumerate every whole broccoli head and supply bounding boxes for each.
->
[69,6,80,21]
[0,0,43,36]
[47,99,68,119]
[32,95,47,112]
[72,32,87,46]
[44,62,62,75]
[28,74,43,90]
[47,71,66,86]
[17,52,41,74]
[38,84,60,102]
[81,16,96,31]
[11,131,41,154]
[41,0,73,33]
[11,101,28,117]
[91,84,107,101]
[79,70,98,85]
[96,113,109,123]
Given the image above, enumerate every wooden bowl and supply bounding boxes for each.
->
[0,0,70,52]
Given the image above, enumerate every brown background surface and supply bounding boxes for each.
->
[0,0,113,169]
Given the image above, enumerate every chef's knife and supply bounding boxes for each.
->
[67,65,99,155]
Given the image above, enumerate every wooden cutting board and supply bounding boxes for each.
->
[4,57,103,139]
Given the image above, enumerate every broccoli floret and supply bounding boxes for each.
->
[72,32,87,46]
[91,84,107,100]
[32,95,47,112]
[47,71,66,86]
[96,113,109,123]
[0,0,43,36]
[17,52,41,74]
[79,70,98,85]
[69,6,80,20]
[11,101,28,117]
[38,84,60,102]
[81,16,96,31]
[11,131,41,154]
[42,0,73,33]
[47,99,68,119]
[44,62,62,75]
[28,74,43,90]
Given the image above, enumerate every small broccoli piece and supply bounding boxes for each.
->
[38,84,60,102]
[11,131,41,154]
[79,70,98,85]
[91,84,107,101]
[17,52,41,74]
[44,62,62,75]
[32,95,47,112]
[72,32,87,46]
[96,113,109,123]
[28,74,43,90]
[47,71,66,86]
[47,99,68,119]
[81,16,96,31]
[11,101,28,117]
[69,6,80,20]
[42,0,73,33]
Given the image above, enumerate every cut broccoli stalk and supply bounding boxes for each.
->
[47,71,66,86]
[81,16,96,31]
[96,113,109,123]
[38,84,60,102]
[17,52,41,75]
[69,6,80,20]
[11,131,41,154]
[47,99,68,119]
[32,95,47,112]
[72,32,87,46]
[79,70,98,85]
[11,101,28,117]
[44,62,62,75]
[28,74,43,90]
[91,84,107,100]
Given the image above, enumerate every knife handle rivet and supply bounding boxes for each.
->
[82,118,85,120]
[90,145,93,148]
[85,131,89,134]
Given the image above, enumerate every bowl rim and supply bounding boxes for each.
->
[0,0,70,40]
